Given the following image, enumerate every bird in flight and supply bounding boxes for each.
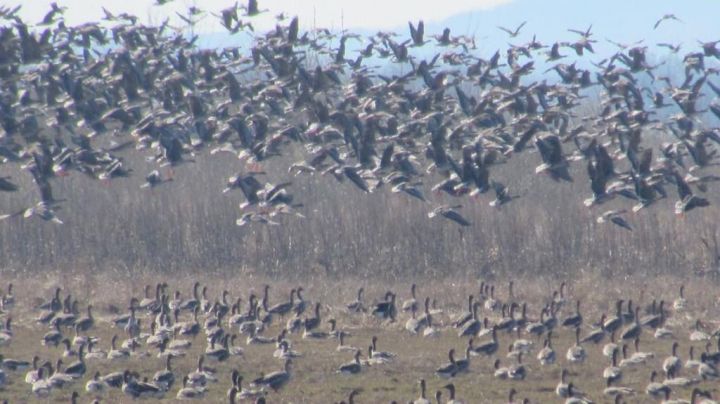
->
[657,42,682,53]
[654,14,682,29]
[497,21,527,38]
[568,25,593,38]
[597,209,632,231]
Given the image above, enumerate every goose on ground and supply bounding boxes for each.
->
[663,367,698,387]
[564,383,594,404]
[413,378,431,404]
[85,371,108,395]
[453,345,472,375]
[580,314,606,344]
[337,332,358,353]
[562,300,583,328]
[697,353,720,380]
[436,348,458,378]
[603,378,636,397]
[603,300,624,333]
[187,356,214,388]
[618,344,640,368]
[176,375,207,399]
[673,285,687,312]
[346,288,365,313]
[472,326,499,356]
[620,306,642,341]
[444,383,463,404]
[402,283,418,312]
[690,320,711,341]
[629,337,654,363]
[640,300,665,329]
[265,287,295,317]
[108,335,130,360]
[566,327,587,363]
[604,348,623,383]
[25,356,42,384]
[251,359,292,391]
[457,302,481,337]
[686,346,703,369]
[484,286,500,312]
[153,356,175,391]
[556,369,570,397]
[453,295,475,328]
[31,367,51,398]
[494,358,510,379]
[0,316,13,345]
[0,353,30,371]
[370,336,396,360]
[47,359,75,389]
[303,303,323,331]
[537,333,556,365]
[338,350,362,375]
[206,334,230,362]
[63,346,86,378]
[526,308,547,336]
[372,292,396,320]
[663,342,682,377]
[405,304,422,334]
[74,304,94,332]
[232,372,265,401]
[100,370,125,389]
[274,340,302,359]
[508,352,527,380]
[41,322,62,347]
[85,340,107,360]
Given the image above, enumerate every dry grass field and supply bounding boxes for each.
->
[0,270,719,403]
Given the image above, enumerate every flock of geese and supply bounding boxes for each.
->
[0,279,719,402]
[1,0,720,400]
[0,1,717,229]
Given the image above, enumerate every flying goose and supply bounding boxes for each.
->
[498,21,527,38]
[654,14,682,29]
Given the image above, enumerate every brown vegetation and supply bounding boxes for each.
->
[1,145,717,280]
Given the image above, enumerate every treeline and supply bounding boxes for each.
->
[0,144,717,280]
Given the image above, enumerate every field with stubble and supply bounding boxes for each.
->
[0,271,719,403]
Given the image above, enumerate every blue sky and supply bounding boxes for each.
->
[16,0,720,59]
